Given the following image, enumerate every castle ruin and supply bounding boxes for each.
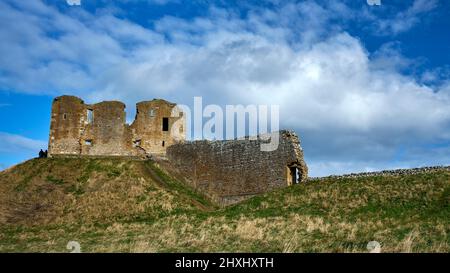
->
[48,95,185,157]
[163,131,308,205]
[48,95,308,205]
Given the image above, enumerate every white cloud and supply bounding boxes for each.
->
[0,132,47,154]
[0,0,449,176]
[66,0,81,6]
[372,0,438,35]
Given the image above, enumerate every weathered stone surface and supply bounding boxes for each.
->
[130,99,185,155]
[48,96,309,205]
[81,101,132,156]
[48,95,86,155]
[163,130,308,206]
[48,95,185,157]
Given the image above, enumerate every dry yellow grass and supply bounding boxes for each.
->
[0,158,448,253]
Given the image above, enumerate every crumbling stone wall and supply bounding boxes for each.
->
[48,96,86,155]
[48,95,185,157]
[130,100,185,155]
[48,96,308,205]
[81,101,133,156]
[164,130,308,205]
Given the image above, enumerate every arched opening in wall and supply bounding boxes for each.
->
[287,164,299,186]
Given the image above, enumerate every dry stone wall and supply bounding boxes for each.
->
[309,166,450,181]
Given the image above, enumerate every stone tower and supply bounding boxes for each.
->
[48,95,185,157]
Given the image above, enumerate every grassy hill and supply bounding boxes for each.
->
[0,157,449,252]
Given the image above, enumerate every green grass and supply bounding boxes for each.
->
[144,161,217,210]
[0,158,449,253]
[46,175,65,185]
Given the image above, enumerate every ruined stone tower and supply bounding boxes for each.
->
[47,95,308,206]
[48,95,185,157]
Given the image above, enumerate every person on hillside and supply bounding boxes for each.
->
[38,149,44,158]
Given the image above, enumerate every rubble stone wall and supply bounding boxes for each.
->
[48,95,185,157]
[164,131,308,205]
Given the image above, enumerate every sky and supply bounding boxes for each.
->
[0,0,450,176]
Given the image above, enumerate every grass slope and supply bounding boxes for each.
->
[0,158,449,252]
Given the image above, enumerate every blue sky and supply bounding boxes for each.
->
[0,0,450,176]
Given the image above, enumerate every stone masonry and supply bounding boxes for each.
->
[48,96,308,205]
[48,95,185,157]
[162,130,308,205]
